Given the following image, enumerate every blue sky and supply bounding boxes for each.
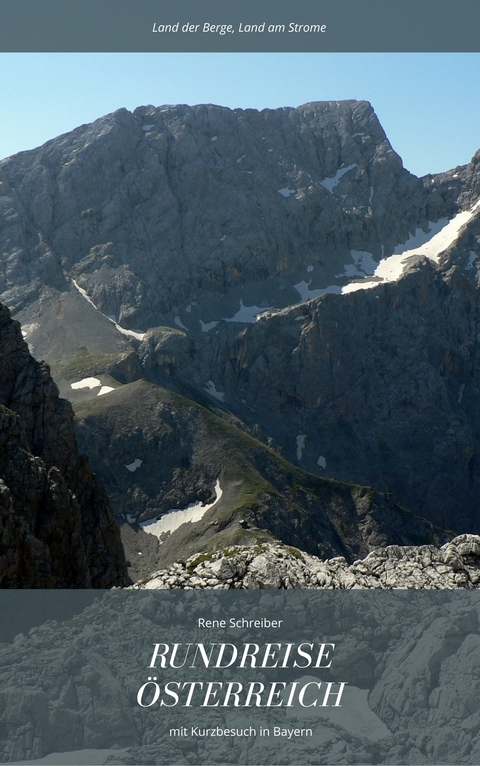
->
[1,53,479,176]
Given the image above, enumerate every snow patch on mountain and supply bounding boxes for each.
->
[225,300,273,323]
[71,377,102,391]
[21,322,39,339]
[337,250,377,279]
[200,319,218,332]
[72,279,146,340]
[321,164,357,193]
[342,201,480,294]
[204,380,225,401]
[294,281,342,301]
[467,251,477,270]
[97,386,115,396]
[140,479,223,543]
[174,316,188,331]
[296,433,306,460]
[125,459,143,472]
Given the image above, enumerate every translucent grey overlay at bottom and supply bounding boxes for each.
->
[0,590,479,765]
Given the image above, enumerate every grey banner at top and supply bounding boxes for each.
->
[0,0,479,52]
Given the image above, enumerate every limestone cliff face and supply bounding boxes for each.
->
[1,100,480,557]
[138,224,480,533]
[0,303,128,587]
[0,100,444,329]
[140,260,480,532]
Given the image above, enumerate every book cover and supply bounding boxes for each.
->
[1,2,480,763]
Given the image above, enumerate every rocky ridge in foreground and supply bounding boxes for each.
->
[134,534,480,590]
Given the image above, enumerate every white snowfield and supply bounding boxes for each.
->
[140,479,223,544]
[294,281,342,301]
[342,250,377,278]
[174,315,188,331]
[225,299,273,324]
[200,319,218,332]
[203,380,225,402]
[125,459,143,472]
[198,300,274,330]
[71,279,145,340]
[296,433,306,460]
[343,200,480,294]
[97,385,115,396]
[320,164,357,193]
[70,378,115,397]
[289,201,480,308]
[20,322,39,339]
[71,377,102,391]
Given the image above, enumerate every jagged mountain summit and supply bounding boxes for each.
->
[1,99,480,582]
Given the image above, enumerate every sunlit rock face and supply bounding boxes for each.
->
[0,100,442,332]
[1,100,480,570]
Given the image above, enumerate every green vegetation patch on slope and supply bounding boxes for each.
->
[74,378,451,580]
[59,347,141,384]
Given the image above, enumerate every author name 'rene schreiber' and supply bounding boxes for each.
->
[198,617,283,629]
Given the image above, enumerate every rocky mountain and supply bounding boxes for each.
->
[0,303,128,587]
[135,534,480,590]
[0,100,443,332]
[72,378,448,582]
[1,99,480,582]
[139,249,480,533]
